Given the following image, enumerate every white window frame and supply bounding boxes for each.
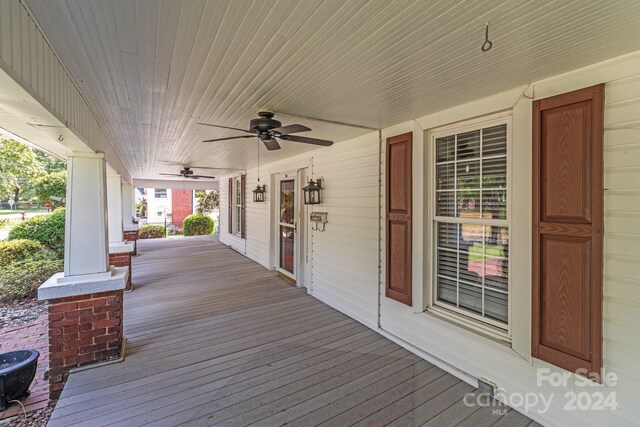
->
[427,115,512,340]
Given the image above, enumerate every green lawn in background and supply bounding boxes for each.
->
[0,208,48,215]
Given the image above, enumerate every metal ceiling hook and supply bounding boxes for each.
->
[481,21,493,52]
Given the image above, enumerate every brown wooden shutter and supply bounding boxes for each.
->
[532,84,604,377]
[386,132,412,305]
[240,174,246,239]
[228,177,233,234]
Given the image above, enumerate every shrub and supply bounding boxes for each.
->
[0,259,63,302]
[0,239,56,267]
[8,209,66,255]
[182,214,214,236]
[139,225,166,239]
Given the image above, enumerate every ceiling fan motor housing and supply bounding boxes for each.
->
[250,111,281,134]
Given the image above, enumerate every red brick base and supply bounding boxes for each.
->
[123,230,139,255]
[47,290,123,400]
[109,252,133,291]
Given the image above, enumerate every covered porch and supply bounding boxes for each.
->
[48,236,531,426]
[0,1,639,425]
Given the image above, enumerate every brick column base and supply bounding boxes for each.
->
[123,230,139,255]
[48,290,123,400]
[109,252,133,291]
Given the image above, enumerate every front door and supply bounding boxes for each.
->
[277,176,297,283]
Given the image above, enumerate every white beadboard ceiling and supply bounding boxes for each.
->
[22,0,640,182]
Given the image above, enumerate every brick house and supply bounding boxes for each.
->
[170,189,194,228]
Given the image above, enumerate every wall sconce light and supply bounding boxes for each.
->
[253,184,266,203]
[303,179,322,205]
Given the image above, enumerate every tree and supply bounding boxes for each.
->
[34,149,66,173]
[32,170,67,207]
[195,190,219,214]
[0,138,44,205]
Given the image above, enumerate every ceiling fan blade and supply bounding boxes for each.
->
[198,123,254,134]
[193,174,216,179]
[262,138,281,151]
[202,135,255,143]
[281,134,333,146]
[159,173,182,177]
[270,124,311,135]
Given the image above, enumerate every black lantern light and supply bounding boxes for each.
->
[252,138,267,202]
[303,178,322,205]
[253,184,266,203]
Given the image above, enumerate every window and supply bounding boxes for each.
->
[235,179,242,234]
[154,188,167,199]
[228,176,245,237]
[431,120,509,332]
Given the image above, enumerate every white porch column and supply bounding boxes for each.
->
[63,152,109,276]
[122,181,135,227]
[107,172,124,245]
[39,152,128,399]
[107,172,134,290]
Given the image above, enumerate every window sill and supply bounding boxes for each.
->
[425,305,512,346]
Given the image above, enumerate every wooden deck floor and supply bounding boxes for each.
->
[48,236,537,427]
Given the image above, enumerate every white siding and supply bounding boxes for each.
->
[220,131,384,327]
[602,73,640,419]
[244,167,271,268]
[221,52,640,427]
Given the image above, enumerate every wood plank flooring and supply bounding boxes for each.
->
[47,236,537,426]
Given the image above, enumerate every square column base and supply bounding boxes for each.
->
[109,242,135,291]
[123,225,139,256]
[39,268,127,401]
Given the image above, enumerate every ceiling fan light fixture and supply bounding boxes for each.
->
[201,111,333,151]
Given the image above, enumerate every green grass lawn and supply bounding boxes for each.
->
[0,208,47,214]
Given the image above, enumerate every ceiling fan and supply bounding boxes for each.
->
[159,167,215,180]
[199,110,333,151]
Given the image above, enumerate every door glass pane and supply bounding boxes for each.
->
[280,226,294,273]
[280,180,295,225]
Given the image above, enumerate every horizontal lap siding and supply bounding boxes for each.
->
[245,167,270,267]
[602,73,640,419]
[305,134,381,327]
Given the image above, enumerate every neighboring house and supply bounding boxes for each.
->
[171,189,195,228]
[220,53,640,427]
[145,188,172,226]
[143,188,197,228]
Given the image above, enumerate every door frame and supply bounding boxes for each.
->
[271,169,310,288]
[275,172,298,283]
